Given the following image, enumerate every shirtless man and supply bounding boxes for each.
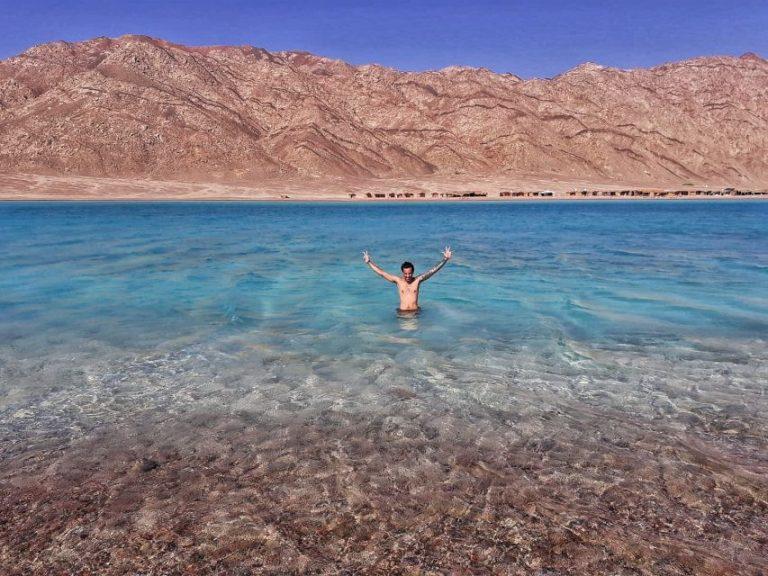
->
[363,247,452,311]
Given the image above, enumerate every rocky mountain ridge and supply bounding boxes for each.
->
[1,35,766,186]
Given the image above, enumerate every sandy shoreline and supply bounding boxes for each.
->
[1,172,767,201]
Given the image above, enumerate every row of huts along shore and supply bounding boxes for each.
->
[563,188,767,198]
[349,188,766,199]
[353,191,488,199]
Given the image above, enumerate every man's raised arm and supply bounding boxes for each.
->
[417,246,452,282]
[363,251,398,282]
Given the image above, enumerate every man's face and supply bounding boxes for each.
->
[402,267,414,282]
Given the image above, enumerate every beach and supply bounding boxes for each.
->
[1,172,767,201]
[1,200,766,574]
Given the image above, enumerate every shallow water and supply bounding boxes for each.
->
[1,201,767,574]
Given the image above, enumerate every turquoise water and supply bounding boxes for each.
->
[2,201,766,355]
[2,199,766,435]
[2,201,767,572]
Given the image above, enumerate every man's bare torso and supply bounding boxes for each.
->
[396,277,421,311]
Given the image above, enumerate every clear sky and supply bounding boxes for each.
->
[1,0,766,78]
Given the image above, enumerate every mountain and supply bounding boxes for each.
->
[1,35,766,186]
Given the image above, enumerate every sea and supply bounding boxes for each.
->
[1,200,767,573]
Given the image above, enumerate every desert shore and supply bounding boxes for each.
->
[1,172,767,201]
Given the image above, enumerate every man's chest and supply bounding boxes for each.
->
[397,281,420,294]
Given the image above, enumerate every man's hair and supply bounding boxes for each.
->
[401,261,414,271]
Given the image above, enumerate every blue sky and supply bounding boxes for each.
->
[1,0,766,78]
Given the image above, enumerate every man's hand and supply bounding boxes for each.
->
[363,251,398,282]
[418,246,452,283]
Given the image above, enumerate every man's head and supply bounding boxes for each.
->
[401,261,415,282]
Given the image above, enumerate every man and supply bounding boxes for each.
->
[363,246,452,312]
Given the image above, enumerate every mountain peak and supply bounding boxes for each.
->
[1,36,766,186]
[740,52,765,62]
